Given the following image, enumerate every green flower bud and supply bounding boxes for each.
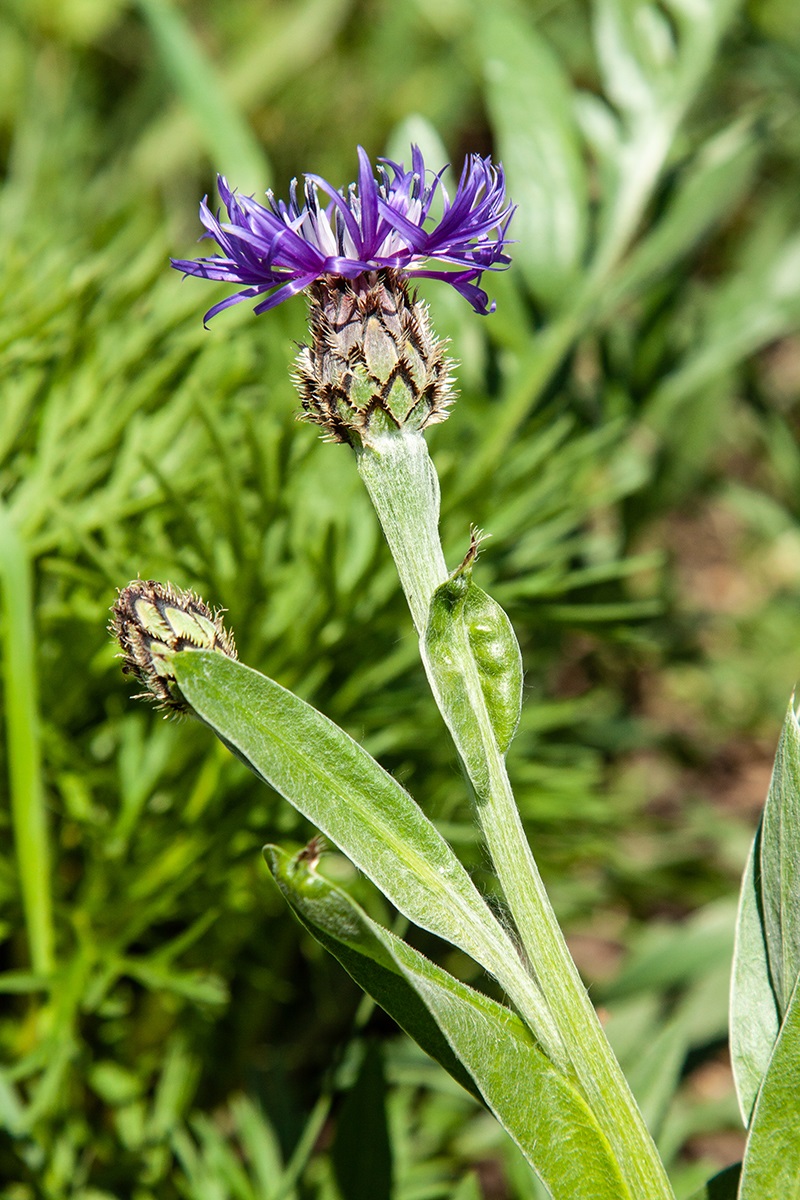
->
[294,269,456,446]
[110,580,237,713]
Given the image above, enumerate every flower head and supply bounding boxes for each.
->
[295,271,455,444]
[171,146,514,322]
[110,580,237,713]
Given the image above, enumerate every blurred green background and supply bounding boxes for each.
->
[2,0,800,1195]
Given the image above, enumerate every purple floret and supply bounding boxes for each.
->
[171,145,514,323]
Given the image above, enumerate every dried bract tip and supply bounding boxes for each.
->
[110,580,237,713]
[296,835,328,870]
[294,270,456,445]
[463,525,490,570]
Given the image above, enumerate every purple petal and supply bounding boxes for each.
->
[408,268,495,314]
[251,271,322,313]
[356,146,379,253]
[172,145,515,319]
[304,173,364,253]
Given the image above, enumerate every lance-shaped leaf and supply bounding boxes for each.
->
[266,844,477,1099]
[738,975,800,1199]
[266,844,632,1200]
[730,827,779,1125]
[172,650,559,1058]
[480,7,588,308]
[610,118,761,304]
[760,701,800,1013]
[331,1041,393,1200]
[731,699,800,1123]
[686,1163,741,1200]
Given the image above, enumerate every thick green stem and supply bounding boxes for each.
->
[356,430,674,1200]
[356,432,448,635]
[356,433,565,1065]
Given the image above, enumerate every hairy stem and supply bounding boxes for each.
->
[356,430,674,1200]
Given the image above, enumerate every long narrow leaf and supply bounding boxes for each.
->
[731,700,800,1123]
[480,7,588,307]
[730,827,779,1125]
[738,976,800,1199]
[172,650,557,1053]
[266,844,632,1200]
[136,0,270,191]
[686,1163,741,1200]
[760,701,800,1012]
[0,507,54,976]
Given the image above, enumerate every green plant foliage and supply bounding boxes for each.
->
[596,900,738,1190]
[480,5,588,307]
[687,1163,742,1199]
[173,650,511,973]
[760,705,800,1013]
[731,701,800,1124]
[730,831,780,1126]
[3,0,800,1191]
[267,843,632,1200]
[173,648,561,1058]
[331,1042,393,1200]
[738,976,800,1196]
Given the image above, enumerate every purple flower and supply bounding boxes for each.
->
[171,146,514,323]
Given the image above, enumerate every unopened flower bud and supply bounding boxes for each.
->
[294,270,456,445]
[110,580,236,713]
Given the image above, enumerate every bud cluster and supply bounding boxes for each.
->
[110,580,236,713]
[294,270,455,445]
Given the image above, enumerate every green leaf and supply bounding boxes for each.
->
[134,0,270,192]
[173,651,530,1010]
[731,699,800,1128]
[451,1174,484,1200]
[731,827,780,1126]
[739,976,800,1199]
[331,1042,393,1200]
[266,844,633,1200]
[686,1163,741,1200]
[586,0,742,293]
[0,506,55,977]
[646,229,800,435]
[622,1018,687,1139]
[593,0,670,116]
[611,118,761,302]
[594,0,741,119]
[424,552,522,796]
[147,1035,200,1141]
[760,701,800,1013]
[227,1096,284,1197]
[480,7,588,307]
[87,1060,143,1107]
[266,844,478,1098]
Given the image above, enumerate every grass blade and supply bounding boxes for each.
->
[136,0,270,191]
[0,506,54,976]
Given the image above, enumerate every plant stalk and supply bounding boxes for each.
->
[354,433,566,1063]
[0,505,55,978]
[356,430,674,1200]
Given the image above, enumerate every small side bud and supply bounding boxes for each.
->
[110,580,237,713]
[294,269,456,446]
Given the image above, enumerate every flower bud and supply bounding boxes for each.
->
[110,580,237,713]
[294,270,456,445]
